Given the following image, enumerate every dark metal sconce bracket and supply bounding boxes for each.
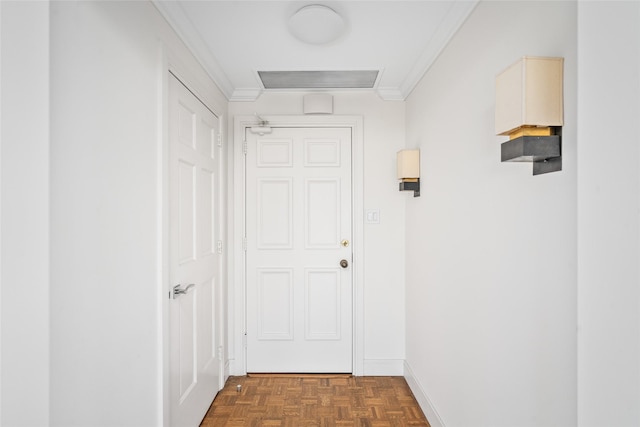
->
[500,129,562,175]
[399,179,420,197]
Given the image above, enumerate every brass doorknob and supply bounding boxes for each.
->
[340,259,349,268]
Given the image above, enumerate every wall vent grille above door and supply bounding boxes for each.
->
[258,70,379,89]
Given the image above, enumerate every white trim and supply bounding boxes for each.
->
[230,88,263,102]
[404,360,446,427]
[376,88,405,101]
[231,115,364,376]
[156,41,171,427]
[363,359,405,376]
[0,4,4,422]
[399,0,479,100]
[223,359,231,384]
[151,0,234,100]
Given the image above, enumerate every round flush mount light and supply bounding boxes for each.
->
[288,5,345,45]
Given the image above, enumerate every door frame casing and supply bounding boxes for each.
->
[231,115,364,376]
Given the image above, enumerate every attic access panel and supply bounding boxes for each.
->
[258,70,379,89]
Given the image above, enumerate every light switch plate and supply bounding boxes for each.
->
[365,209,380,224]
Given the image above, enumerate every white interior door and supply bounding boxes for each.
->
[169,73,220,426]
[245,127,353,373]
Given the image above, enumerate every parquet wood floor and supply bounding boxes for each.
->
[200,375,430,427]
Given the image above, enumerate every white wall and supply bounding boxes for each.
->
[228,93,406,374]
[0,2,50,425]
[404,2,577,426]
[49,1,227,425]
[577,2,640,426]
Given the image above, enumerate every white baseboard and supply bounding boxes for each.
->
[227,358,405,377]
[223,359,230,382]
[404,360,445,427]
[362,359,405,376]
[228,359,244,376]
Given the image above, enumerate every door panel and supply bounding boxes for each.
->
[304,139,341,166]
[178,292,196,398]
[198,278,214,367]
[258,268,294,339]
[169,74,220,426]
[246,127,352,373]
[257,139,292,166]
[257,178,293,248]
[305,268,341,339]
[196,168,214,257]
[306,178,340,248]
[178,161,195,263]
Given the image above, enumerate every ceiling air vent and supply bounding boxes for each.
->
[258,70,379,89]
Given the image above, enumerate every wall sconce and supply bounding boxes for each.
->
[495,56,564,175]
[397,149,420,197]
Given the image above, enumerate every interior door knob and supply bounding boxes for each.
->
[340,259,349,268]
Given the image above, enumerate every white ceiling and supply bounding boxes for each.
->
[153,1,479,101]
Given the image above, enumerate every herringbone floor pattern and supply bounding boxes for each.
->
[200,375,430,427]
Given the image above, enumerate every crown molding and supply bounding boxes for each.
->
[152,0,234,100]
[230,88,263,102]
[376,88,405,101]
[399,0,479,100]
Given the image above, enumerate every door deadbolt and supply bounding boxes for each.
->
[341,239,350,248]
[340,259,349,269]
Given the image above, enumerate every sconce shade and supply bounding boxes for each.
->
[495,56,564,136]
[397,149,420,180]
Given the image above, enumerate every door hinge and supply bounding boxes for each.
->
[242,237,247,251]
[216,240,223,254]
[243,332,247,348]
[243,141,248,155]
[217,133,222,147]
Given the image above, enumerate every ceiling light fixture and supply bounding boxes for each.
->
[288,5,345,45]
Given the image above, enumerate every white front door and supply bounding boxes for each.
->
[245,127,353,373]
[168,74,220,426]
